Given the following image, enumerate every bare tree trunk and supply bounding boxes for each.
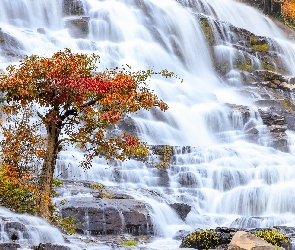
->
[264,0,273,14]
[36,123,60,220]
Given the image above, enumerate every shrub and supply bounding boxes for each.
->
[253,228,290,247]
[0,165,36,214]
[180,229,220,249]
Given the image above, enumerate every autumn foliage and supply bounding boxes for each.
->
[282,0,295,27]
[0,49,169,219]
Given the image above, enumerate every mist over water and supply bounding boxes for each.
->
[1,0,295,248]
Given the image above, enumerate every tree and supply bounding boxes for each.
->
[0,49,169,220]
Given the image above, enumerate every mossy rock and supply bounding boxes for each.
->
[199,17,215,46]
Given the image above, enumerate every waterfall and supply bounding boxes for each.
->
[1,0,295,248]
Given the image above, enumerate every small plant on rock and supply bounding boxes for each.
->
[180,229,220,249]
[253,228,290,248]
[53,214,79,234]
[120,240,137,246]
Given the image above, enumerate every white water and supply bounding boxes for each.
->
[0,207,64,245]
[1,0,295,248]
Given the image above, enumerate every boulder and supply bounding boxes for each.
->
[61,197,152,235]
[169,203,191,221]
[228,231,285,250]
[64,16,90,39]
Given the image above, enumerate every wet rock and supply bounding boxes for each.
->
[254,70,285,82]
[228,231,284,250]
[4,221,30,241]
[224,103,289,152]
[225,104,253,123]
[0,28,23,59]
[60,197,152,235]
[172,230,190,240]
[34,243,71,250]
[170,203,191,221]
[37,28,46,35]
[197,14,286,78]
[254,100,284,109]
[0,243,21,250]
[258,110,286,127]
[244,127,259,135]
[62,0,85,16]
[243,70,294,91]
[157,168,170,187]
[177,172,200,187]
[64,16,90,39]
[115,116,138,137]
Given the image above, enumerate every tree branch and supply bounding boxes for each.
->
[81,96,101,108]
[60,96,102,122]
[37,111,45,121]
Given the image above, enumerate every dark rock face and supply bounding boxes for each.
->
[170,203,191,221]
[64,16,90,39]
[37,28,46,35]
[0,29,23,59]
[53,181,153,236]
[4,221,30,241]
[242,70,293,91]
[0,243,21,250]
[61,197,152,235]
[34,243,71,250]
[62,0,85,16]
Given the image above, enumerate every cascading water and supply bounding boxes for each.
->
[2,0,295,248]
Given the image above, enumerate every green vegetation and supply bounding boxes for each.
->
[54,214,79,234]
[254,229,290,247]
[180,229,220,249]
[262,61,276,72]
[234,59,253,72]
[281,99,295,112]
[251,43,270,53]
[200,18,215,46]
[91,182,114,199]
[52,179,64,187]
[0,176,36,214]
[90,183,104,190]
[156,145,173,169]
[0,165,36,214]
[120,240,137,247]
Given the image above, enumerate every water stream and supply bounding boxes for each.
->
[1,0,295,248]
